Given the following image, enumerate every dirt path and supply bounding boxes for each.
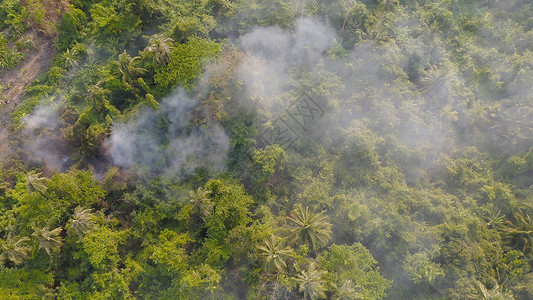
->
[0,32,56,160]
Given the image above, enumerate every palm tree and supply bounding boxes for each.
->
[189,187,214,222]
[377,0,399,14]
[145,36,174,66]
[115,51,147,89]
[419,64,447,95]
[489,104,533,152]
[0,233,31,265]
[468,100,497,139]
[287,204,332,250]
[333,280,361,300]
[25,170,48,193]
[485,209,505,230]
[295,262,328,300]
[32,226,63,255]
[67,206,95,239]
[500,209,533,257]
[257,235,294,273]
[358,21,389,43]
[466,281,515,300]
[341,0,358,39]
[85,81,113,113]
[61,47,81,70]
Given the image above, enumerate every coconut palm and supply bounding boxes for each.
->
[341,0,358,39]
[61,47,81,70]
[32,226,63,255]
[466,281,515,300]
[67,206,95,239]
[468,100,498,139]
[189,187,214,222]
[25,170,48,193]
[485,209,505,230]
[257,235,294,273]
[358,22,389,43]
[377,0,399,14]
[287,204,332,250]
[295,262,328,300]
[419,64,447,95]
[0,233,31,265]
[500,209,533,257]
[333,280,361,300]
[489,104,533,151]
[115,51,147,89]
[145,36,174,66]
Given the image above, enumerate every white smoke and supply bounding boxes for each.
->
[106,90,229,177]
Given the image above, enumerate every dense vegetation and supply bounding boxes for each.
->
[1,0,533,298]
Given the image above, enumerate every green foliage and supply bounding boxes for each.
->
[56,7,87,52]
[318,243,390,299]
[0,267,54,298]
[294,262,328,300]
[89,1,141,52]
[2,0,533,299]
[287,204,332,251]
[0,32,24,70]
[154,37,221,94]
[257,235,294,273]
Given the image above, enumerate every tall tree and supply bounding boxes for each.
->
[295,262,328,300]
[32,226,63,255]
[287,204,332,250]
[0,233,31,265]
[257,235,294,273]
[66,206,95,240]
[145,36,174,67]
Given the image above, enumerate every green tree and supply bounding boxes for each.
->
[257,235,294,273]
[66,206,95,240]
[32,226,62,255]
[295,262,328,300]
[0,233,31,265]
[154,37,220,94]
[287,204,332,250]
[115,51,147,90]
[144,36,174,67]
[318,243,390,299]
[500,209,533,257]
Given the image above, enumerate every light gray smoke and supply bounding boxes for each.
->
[23,105,70,170]
[106,90,229,176]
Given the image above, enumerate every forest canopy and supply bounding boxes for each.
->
[1,0,533,299]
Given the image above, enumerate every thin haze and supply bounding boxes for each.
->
[23,105,70,171]
[106,90,229,177]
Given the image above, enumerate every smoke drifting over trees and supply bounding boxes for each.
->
[106,90,229,176]
[1,0,533,299]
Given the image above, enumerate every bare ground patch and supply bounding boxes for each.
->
[0,32,56,160]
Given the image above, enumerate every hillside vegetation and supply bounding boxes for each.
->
[1,0,533,299]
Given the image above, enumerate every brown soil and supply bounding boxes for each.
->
[0,32,56,160]
[0,0,70,160]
